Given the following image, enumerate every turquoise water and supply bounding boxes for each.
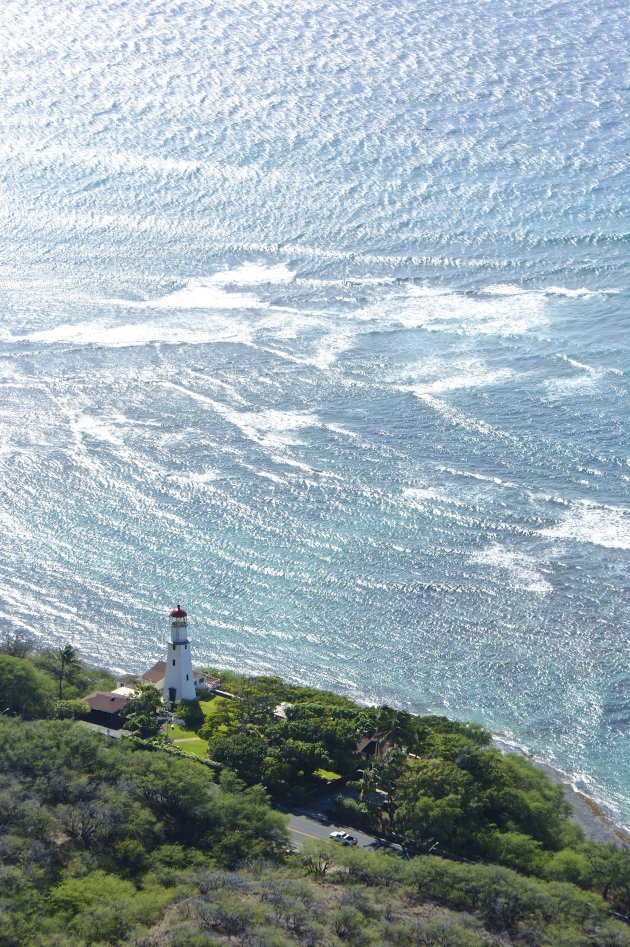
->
[0,0,628,824]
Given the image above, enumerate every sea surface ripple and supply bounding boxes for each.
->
[0,0,628,825]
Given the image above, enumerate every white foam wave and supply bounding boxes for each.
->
[311,329,354,369]
[141,282,266,310]
[256,470,286,484]
[399,364,514,396]
[170,470,220,488]
[472,544,552,594]
[407,286,454,297]
[0,142,257,183]
[23,315,254,348]
[401,286,546,336]
[271,455,314,473]
[540,502,630,550]
[558,355,597,373]
[207,262,295,285]
[546,355,604,393]
[544,286,619,298]
[439,466,521,489]
[226,408,319,449]
[325,423,360,439]
[254,326,353,369]
[417,394,501,438]
[482,284,527,296]
[493,733,533,756]
[160,383,316,450]
[292,275,396,289]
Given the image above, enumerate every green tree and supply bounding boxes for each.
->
[124,751,215,840]
[124,682,163,737]
[56,644,81,699]
[0,655,55,717]
[580,841,630,912]
[261,739,332,794]
[209,732,266,784]
[176,699,205,730]
[299,840,337,876]
[0,630,35,658]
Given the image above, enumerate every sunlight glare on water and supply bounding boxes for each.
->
[0,0,628,825]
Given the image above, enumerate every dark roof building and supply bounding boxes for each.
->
[84,691,130,715]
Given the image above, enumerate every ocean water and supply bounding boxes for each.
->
[1,0,628,824]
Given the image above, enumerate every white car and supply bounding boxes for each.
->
[329,831,358,846]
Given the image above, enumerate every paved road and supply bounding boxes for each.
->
[283,807,396,852]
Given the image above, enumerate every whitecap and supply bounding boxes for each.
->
[141,282,266,310]
[225,408,319,449]
[416,394,501,438]
[325,423,360,439]
[544,286,618,298]
[400,286,546,336]
[407,285,454,297]
[403,486,467,508]
[207,262,295,285]
[481,284,528,295]
[472,544,552,594]
[271,455,314,473]
[540,502,630,550]
[557,354,598,373]
[398,364,514,396]
[256,470,286,484]
[23,316,254,348]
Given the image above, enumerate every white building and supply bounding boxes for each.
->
[115,605,220,706]
[161,604,196,703]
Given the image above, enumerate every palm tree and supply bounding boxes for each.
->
[57,644,80,699]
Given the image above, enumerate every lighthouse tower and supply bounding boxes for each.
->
[164,604,196,704]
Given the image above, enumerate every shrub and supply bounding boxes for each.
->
[331,793,373,830]
[176,699,205,730]
[0,655,55,718]
[52,698,90,720]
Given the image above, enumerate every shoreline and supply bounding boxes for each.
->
[94,656,630,848]
[493,738,629,848]
[202,665,630,848]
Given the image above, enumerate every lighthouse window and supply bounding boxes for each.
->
[186,674,189,681]
[172,659,176,666]
[172,644,176,651]
[184,643,187,649]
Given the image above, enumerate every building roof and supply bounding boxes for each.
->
[170,604,187,618]
[356,735,393,757]
[117,673,138,686]
[85,691,130,715]
[141,660,167,684]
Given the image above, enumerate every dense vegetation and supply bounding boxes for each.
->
[0,718,287,945]
[1,641,629,944]
[0,632,115,720]
[1,717,629,947]
[179,670,630,912]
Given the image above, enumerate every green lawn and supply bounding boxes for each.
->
[167,723,198,740]
[314,768,342,782]
[165,696,232,749]
[198,696,230,719]
[171,738,208,757]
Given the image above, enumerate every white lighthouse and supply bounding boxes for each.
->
[164,604,196,704]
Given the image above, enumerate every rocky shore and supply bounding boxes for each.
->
[493,738,629,848]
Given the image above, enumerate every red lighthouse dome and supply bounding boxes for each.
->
[170,604,187,619]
